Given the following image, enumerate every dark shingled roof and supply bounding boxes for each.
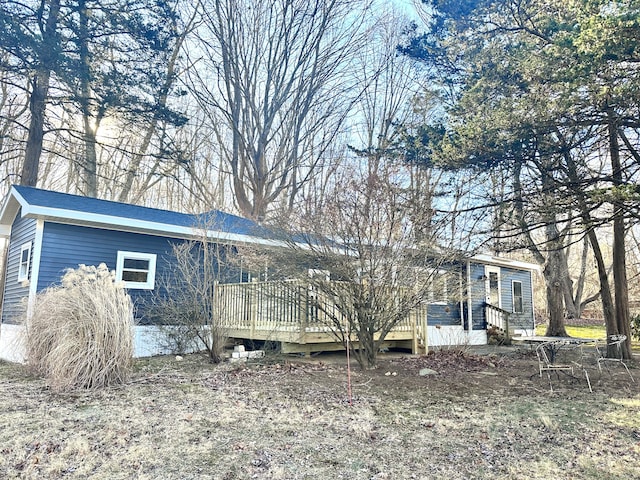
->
[12,185,271,240]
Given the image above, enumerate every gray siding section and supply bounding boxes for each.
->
[1,210,36,324]
[499,267,534,329]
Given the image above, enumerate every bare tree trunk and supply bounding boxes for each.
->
[22,73,50,187]
[20,0,61,187]
[608,110,632,359]
[563,239,598,319]
[77,0,97,197]
[543,223,569,337]
[512,158,570,336]
[191,0,369,221]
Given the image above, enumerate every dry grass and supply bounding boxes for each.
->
[25,264,134,392]
[0,348,638,479]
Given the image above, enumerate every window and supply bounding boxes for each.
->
[512,280,524,313]
[116,251,157,289]
[18,242,31,282]
[429,270,460,304]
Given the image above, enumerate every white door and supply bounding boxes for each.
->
[485,265,501,308]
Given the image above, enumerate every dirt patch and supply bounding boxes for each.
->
[0,347,638,479]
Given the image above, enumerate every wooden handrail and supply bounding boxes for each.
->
[486,303,511,343]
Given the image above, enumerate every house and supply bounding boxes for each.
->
[0,185,539,362]
[213,253,539,355]
[0,185,279,362]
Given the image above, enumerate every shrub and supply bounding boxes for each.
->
[152,240,229,363]
[631,313,640,342]
[25,264,134,392]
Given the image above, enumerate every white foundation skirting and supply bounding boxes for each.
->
[0,323,26,363]
[0,324,204,363]
[427,326,488,347]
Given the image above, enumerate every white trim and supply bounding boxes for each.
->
[116,251,157,290]
[472,253,540,272]
[17,242,31,282]
[466,329,488,345]
[27,219,44,319]
[512,279,524,314]
[0,324,205,362]
[485,265,501,308]
[427,325,466,347]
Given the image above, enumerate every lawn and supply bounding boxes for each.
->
[535,324,606,339]
[0,349,639,480]
[535,323,640,352]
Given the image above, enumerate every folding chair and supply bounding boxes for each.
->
[596,335,635,382]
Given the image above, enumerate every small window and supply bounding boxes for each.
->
[512,281,524,313]
[18,242,32,282]
[429,270,460,304]
[116,251,156,290]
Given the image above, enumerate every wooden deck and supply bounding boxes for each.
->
[215,280,428,355]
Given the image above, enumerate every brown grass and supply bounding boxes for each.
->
[0,347,638,479]
[24,264,134,392]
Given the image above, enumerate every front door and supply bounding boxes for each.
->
[485,265,501,308]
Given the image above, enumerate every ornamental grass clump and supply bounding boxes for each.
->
[25,263,134,392]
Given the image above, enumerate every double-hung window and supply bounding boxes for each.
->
[18,242,32,282]
[512,280,524,314]
[116,251,157,290]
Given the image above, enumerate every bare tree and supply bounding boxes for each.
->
[188,0,373,221]
[0,0,62,187]
[152,229,235,363]
[266,159,460,369]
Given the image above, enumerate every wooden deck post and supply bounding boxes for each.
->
[412,311,418,354]
[250,279,257,338]
[422,307,428,354]
[299,283,308,344]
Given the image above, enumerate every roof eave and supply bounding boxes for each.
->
[20,205,284,247]
[471,253,541,272]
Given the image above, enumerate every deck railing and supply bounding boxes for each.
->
[485,303,511,342]
[214,280,422,337]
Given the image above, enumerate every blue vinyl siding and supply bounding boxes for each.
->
[465,262,535,331]
[426,303,462,326]
[468,263,487,330]
[37,222,241,324]
[1,210,36,324]
[499,267,534,329]
[426,267,463,326]
[38,222,182,322]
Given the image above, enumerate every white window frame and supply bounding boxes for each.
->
[428,269,451,305]
[116,251,157,290]
[18,241,32,282]
[512,280,524,314]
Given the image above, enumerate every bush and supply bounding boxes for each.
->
[631,313,640,342]
[25,264,134,392]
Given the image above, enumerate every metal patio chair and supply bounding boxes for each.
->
[536,341,574,392]
[596,335,635,382]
